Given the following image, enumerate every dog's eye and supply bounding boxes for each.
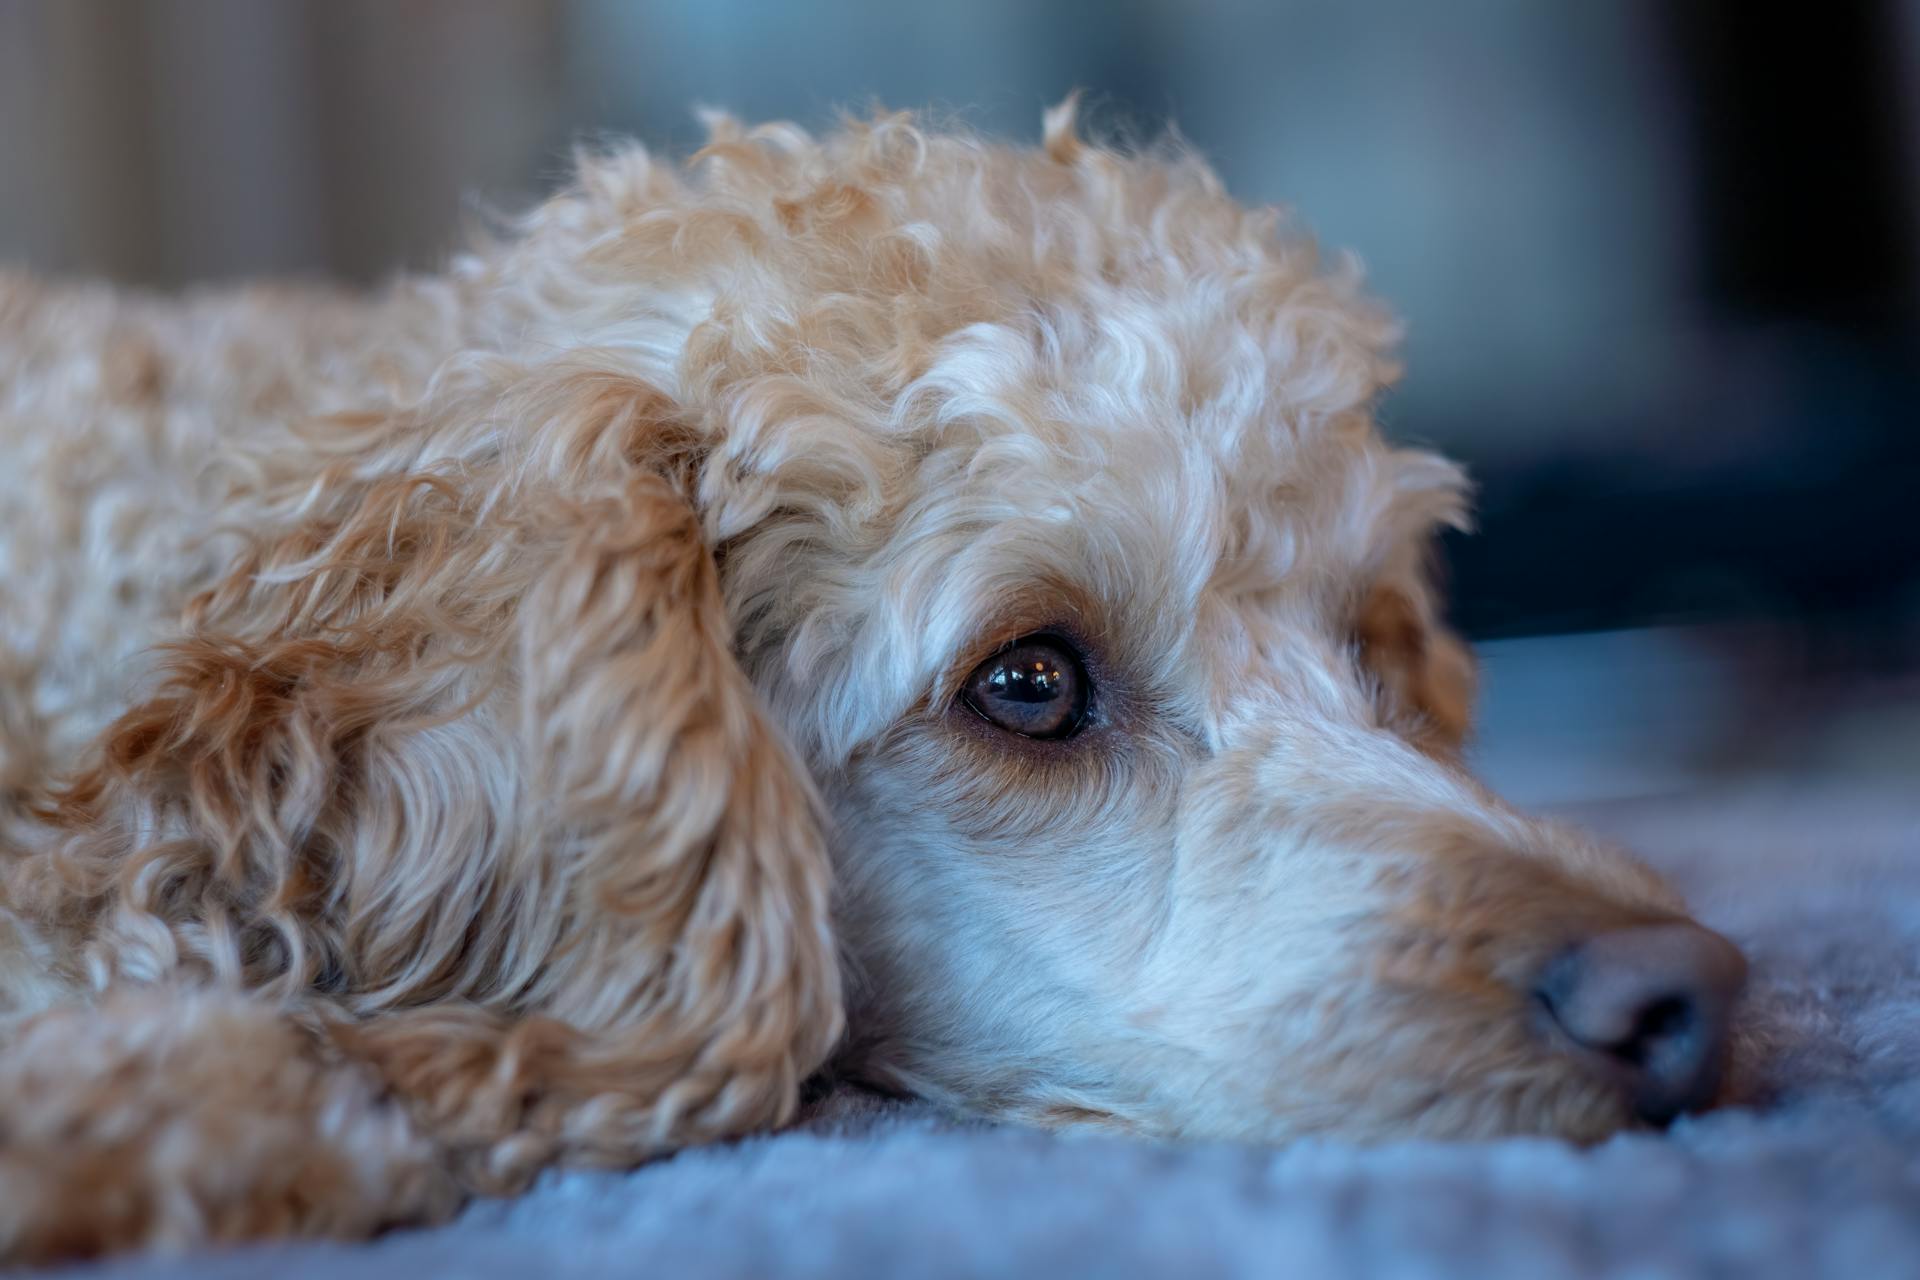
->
[961,635,1091,740]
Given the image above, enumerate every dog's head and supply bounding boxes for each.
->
[509,105,1747,1143]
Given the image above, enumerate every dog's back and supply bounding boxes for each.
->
[0,273,460,803]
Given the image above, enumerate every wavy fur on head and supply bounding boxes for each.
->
[0,102,1740,1262]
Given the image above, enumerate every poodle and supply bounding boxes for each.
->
[0,103,1749,1262]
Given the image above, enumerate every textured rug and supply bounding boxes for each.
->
[52,782,1920,1280]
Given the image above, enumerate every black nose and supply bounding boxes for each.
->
[1534,922,1747,1124]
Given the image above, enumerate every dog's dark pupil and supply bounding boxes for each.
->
[988,659,1063,703]
[963,636,1089,739]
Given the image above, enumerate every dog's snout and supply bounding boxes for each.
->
[1534,922,1747,1124]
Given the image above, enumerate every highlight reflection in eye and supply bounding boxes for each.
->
[962,635,1090,738]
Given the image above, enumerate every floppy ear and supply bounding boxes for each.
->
[341,467,843,1187]
[1354,449,1477,756]
[1355,570,1477,756]
[10,369,843,1211]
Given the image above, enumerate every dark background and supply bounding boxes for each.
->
[3,0,1916,801]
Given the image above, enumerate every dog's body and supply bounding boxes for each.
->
[0,107,1746,1261]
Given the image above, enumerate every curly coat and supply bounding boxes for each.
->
[0,104,1731,1261]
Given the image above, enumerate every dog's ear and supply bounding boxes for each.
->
[350,466,844,1187]
[1355,572,1476,756]
[17,367,842,1194]
[1354,449,1476,756]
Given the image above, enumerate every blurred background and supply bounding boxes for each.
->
[2,0,1916,805]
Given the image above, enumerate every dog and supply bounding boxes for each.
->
[0,103,1749,1261]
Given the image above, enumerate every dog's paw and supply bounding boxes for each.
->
[0,988,460,1264]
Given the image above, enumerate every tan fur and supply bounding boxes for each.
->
[0,104,1734,1260]
[0,988,456,1264]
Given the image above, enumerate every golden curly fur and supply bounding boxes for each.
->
[0,103,1741,1262]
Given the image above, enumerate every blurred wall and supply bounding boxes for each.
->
[0,0,1700,451]
[0,0,564,282]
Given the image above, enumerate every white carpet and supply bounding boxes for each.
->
[54,781,1920,1279]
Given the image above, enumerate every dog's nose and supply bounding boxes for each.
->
[1534,921,1747,1124]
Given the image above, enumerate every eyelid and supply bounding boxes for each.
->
[933,579,1104,702]
[953,631,1072,693]
[934,625,1059,707]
